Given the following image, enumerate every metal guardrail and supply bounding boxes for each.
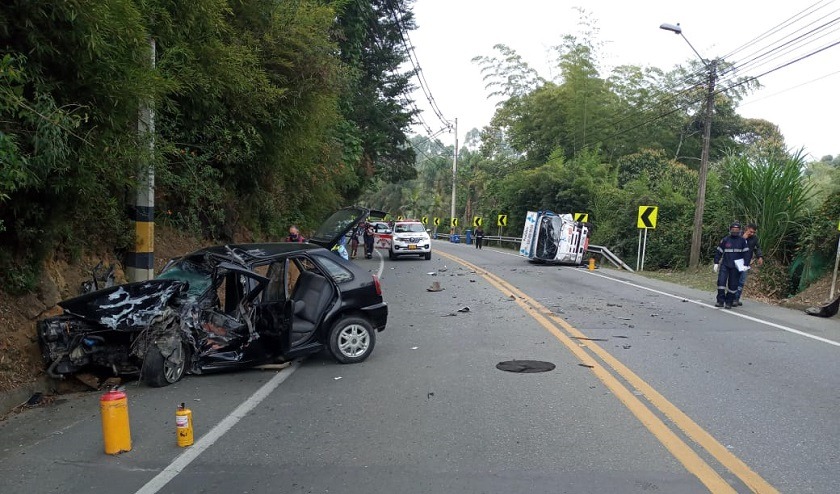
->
[587,244,634,272]
[433,234,634,272]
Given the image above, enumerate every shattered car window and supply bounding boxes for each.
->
[157,260,213,298]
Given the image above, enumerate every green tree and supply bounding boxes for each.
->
[721,147,814,259]
[332,0,418,191]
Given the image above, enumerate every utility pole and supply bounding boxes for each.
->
[688,60,717,269]
[450,117,458,233]
[128,37,156,282]
[660,23,717,269]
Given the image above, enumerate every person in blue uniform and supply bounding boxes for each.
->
[713,222,749,309]
[733,223,764,306]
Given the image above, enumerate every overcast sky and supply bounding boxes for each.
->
[406,0,840,159]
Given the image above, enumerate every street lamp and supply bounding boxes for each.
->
[660,22,717,269]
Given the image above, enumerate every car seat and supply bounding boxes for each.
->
[290,270,333,346]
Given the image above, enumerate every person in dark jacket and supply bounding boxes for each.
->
[363,222,375,259]
[474,226,485,249]
[713,222,749,309]
[349,223,362,259]
[733,223,764,306]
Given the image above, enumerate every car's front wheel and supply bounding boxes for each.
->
[328,316,376,364]
[389,249,396,260]
[141,337,188,387]
[424,251,432,260]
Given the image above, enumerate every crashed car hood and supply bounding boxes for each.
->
[58,279,187,331]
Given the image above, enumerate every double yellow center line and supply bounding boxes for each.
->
[437,251,778,494]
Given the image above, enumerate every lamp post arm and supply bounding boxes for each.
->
[680,34,711,70]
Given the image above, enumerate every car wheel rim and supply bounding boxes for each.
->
[338,324,370,358]
[164,343,185,383]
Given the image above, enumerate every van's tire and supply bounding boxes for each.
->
[328,316,375,364]
[141,338,188,387]
[424,252,432,260]
[389,249,396,260]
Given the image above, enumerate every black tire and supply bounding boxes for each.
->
[328,316,376,364]
[141,338,188,387]
[424,251,432,260]
[389,249,396,260]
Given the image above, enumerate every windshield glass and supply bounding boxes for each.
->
[395,223,425,233]
[157,260,213,298]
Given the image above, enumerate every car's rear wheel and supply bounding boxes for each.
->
[328,316,375,364]
[141,337,188,387]
[424,251,432,260]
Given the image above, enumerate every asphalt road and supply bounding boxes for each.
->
[1,240,838,493]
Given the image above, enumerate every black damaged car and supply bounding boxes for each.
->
[37,207,388,387]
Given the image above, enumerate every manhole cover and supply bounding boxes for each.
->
[496,360,555,373]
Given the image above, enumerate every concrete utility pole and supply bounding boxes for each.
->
[450,117,458,232]
[128,37,156,282]
[689,60,717,269]
[660,23,717,269]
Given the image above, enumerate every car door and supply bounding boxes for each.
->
[253,258,293,355]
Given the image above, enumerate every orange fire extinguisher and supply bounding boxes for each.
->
[176,402,194,447]
[100,388,132,454]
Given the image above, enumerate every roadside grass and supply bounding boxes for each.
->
[632,267,718,293]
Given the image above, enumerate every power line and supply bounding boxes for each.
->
[590,3,840,154]
[585,36,840,154]
[386,0,452,130]
[738,67,840,107]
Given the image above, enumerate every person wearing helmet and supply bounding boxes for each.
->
[713,221,750,309]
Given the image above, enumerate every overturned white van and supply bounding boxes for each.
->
[519,211,589,265]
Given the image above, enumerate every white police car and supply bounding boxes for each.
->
[388,220,432,260]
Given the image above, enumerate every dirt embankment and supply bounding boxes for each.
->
[0,225,212,393]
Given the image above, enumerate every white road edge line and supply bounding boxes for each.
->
[582,270,840,348]
[444,244,840,348]
[134,361,301,494]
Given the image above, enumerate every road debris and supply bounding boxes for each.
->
[427,281,444,292]
[577,363,595,369]
[805,295,839,317]
[571,336,608,342]
[457,306,470,313]
[496,360,555,373]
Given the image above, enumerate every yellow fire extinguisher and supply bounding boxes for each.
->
[100,388,132,454]
[176,402,194,447]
